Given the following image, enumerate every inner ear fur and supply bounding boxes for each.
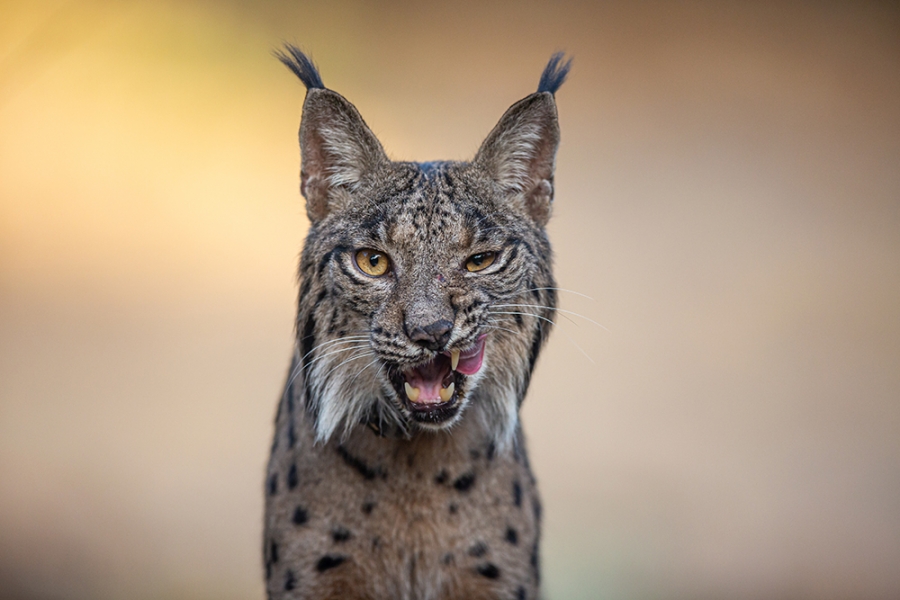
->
[473,92,561,227]
[299,89,388,222]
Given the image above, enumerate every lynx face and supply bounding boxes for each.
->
[278,48,569,448]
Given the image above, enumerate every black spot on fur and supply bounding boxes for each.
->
[270,540,279,563]
[372,537,381,549]
[287,464,298,490]
[531,540,540,583]
[362,501,375,515]
[435,470,448,485]
[469,449,481,460]
[288,422,296,448]
[486,442,496,461]
[505,527,519,545]
[332,526,351,543]
[468,542,488,557]
[513,480,522,507]
[442,553,455,565]
[360,209,389,233]
[292,506,308,525]
[453,472,475,492]
[284,569,296,591]
[476,563,500,579]
[533,497,542,522]
[524,325,545,395]
[517,586,526,600]
[317,249,338,276]
[316,555,346,572]
[298,277,311,303]
[337,445,385,480]
[268,473,278,496]
[448,503,458,515]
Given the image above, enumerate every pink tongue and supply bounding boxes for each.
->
[455,336,486,375]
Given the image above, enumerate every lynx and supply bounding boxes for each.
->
[264,45,571,600]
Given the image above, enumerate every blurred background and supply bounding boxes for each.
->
[1,1,898,599]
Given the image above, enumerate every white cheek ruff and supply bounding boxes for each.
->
[309,343,385,443]
[469,351,521,453]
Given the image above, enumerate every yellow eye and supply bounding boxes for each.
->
[466,252,496,272]
[355,249,390,277]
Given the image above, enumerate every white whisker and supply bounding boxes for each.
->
[523,286,595,301]
[349,357,381,385]
[489,312,594,364]
[299,335,369,362]
[488,310,557,327]
[483,323,521,337]
[304,343,372,370]
[493,305,578,327]
[494,304,608,331]
[285,337,371,393]
[320,350,374,381]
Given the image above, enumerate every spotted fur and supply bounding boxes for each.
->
[265,45,569,600]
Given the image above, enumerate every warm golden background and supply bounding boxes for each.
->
[1,1,898,599]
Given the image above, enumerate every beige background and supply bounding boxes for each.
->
[1,1,898,599]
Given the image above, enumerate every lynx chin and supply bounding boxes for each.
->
[264,45,571,600]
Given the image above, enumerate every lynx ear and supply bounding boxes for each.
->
[474,53,571,227]
[276,45,388,223]
[298,89,388,221]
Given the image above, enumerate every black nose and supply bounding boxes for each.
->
[408,319,453,350]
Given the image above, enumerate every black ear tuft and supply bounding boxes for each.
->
[274,44,325,90]
[537,52,572,95]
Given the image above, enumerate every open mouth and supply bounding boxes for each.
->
[388,335,486,424]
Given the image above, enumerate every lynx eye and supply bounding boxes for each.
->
[355,248,391,277]
[465,251,496,273]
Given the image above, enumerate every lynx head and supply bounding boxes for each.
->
[276,46,570,450]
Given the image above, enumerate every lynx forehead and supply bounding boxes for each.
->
[265,46,570,600]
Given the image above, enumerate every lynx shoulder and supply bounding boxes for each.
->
[264,46,570,600]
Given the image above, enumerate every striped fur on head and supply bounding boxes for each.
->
[280,47,569,450]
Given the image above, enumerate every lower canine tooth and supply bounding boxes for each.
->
[439,382,455,402]
[450,349,460,371]
[404,383,420,402]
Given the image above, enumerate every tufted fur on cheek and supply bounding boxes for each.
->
[299,89,389,223]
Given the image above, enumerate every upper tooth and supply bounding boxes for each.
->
[450,349,460,371]
[439,382,455,402]
[404,383,420,402]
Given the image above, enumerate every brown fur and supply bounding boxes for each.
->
[265,48,569,600]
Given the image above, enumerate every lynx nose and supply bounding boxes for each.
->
[407,319,453,351]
